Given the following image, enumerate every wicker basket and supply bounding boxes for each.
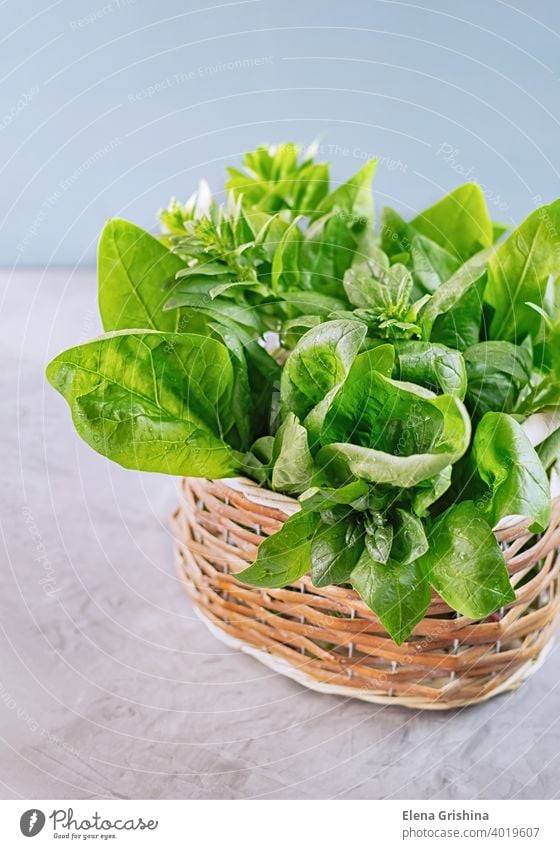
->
[171,477,560,709]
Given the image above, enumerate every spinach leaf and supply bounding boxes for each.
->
[310,519,365,587]
[302,344,394,446]
[98,219,186,332]
[351,550,431,644]
[342,248,390,308]
[235,510,319,587]
[473,412,550,532]
[430,274,486,350]
[394,340,467,398]
[271,217,303,293]
[364,514,393,564]
[301,160,377,297]
[299,480,370,513]
[46,330,244,477]
[380,206,412,258]
[344,259,412,313]
[486,199,560,342]
[418,501,515,618]
[463,341,532,418]
[538,424,560,471]
[411,183,493,262]
[419,249,491,339]
[271,413,317,494]
[412,466,452,516]
[318,357,471,487]
[317,396,470,489]
[410,233,460,295]
[390,508,429,564]
[311,159,377,224]
[281,319,367,420]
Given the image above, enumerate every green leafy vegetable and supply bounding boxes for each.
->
[271,413,317,494]
[47,142,558,646]
[486,199,560,342]
[46,330,244,477]
[411,183,494,262]
[394,340,467,398]
[472,412,551,532]
[235,510,318,587]
[418,501,515,618]
[310,518,365,587]
[463,341,532,418]
[99,219,186,332]
[281,319,367,421]
[351,550,431,644]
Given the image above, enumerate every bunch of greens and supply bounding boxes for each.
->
[47,142,560,644]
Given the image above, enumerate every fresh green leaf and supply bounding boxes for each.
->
[390,508,429,564]
[411,183,493,262]
[463,341,532,418]
[271,217,303,293]
[301,161,377,297]
[46,330,244,477]
[418,501,515,618]
[312,159,377,224]
[351,550,431,644]
[419,249,491,339]
[343,259,413,315]
[281,319,367,420]
[310,519,365,587]
[380,207,412,258]
[486,199,560,342]
[363,514,393,565]
[472,412,550,532]
[430,274,486,350]
[271,413,317,494]
[410,233,461,295]
[412,466,452,516]
[299,480,370,513]
[318,361,471,487]
[235,510,319,587]
[394,340,467,398]
[98,219,186,332]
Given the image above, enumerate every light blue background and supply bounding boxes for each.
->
[2,0,559,266]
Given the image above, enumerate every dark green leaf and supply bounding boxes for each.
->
[235,510,319,587]
[463,341,532,418]
[310,520,364,587]
[394,340,467,398]
[364,521,393,565]
[430,274,485,350]
[473,412,550,532]
[419,249,491,339]
[418,501,515,618]
[271,413,317,494]
[390,508,429,564]
[351,550,431,644]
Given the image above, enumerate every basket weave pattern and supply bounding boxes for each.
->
[172,477,560,709]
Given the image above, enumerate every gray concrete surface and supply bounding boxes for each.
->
[1,269,560,800]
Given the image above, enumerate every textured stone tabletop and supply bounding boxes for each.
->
[1,269,560,800]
